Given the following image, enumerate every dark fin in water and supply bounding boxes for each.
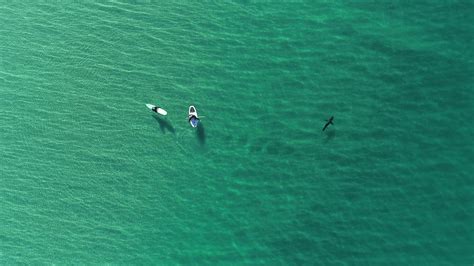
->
[322,116,334,131]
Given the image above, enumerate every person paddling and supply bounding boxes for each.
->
[188,105,200,128]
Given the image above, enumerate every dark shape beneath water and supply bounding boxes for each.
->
[197,123,205,145]
[323,116,334,131]
[152,115,175,134]
[324,129,336,143]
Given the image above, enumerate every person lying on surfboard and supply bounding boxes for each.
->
[188,105,200,128]
[146,104,167,116]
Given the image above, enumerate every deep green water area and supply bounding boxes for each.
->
[1,2,472,264]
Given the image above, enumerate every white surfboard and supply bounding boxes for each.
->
[146,104,167,116]
[188,105,199,128]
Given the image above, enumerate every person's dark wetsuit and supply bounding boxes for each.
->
[188,115,198,122]
[189,115,199,127]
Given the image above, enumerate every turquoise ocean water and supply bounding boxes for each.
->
[1,2,473,264]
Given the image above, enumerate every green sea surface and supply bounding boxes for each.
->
[1,1,473,264]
